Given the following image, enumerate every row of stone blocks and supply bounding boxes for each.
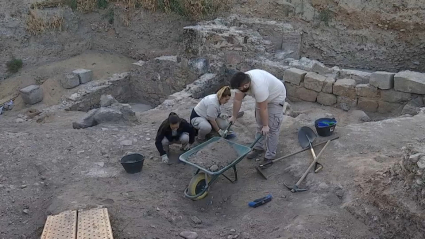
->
[19,69,93,105]
[284,68,425,113]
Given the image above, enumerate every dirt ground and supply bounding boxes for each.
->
[1,90,424,238]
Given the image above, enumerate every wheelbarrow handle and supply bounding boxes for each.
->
[249,134,263,149]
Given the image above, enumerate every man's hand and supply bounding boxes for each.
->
[261,125,270,135]
[229,116,236,123]
[182,144,192,151]
[161,154,169,164]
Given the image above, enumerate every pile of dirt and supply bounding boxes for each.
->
[345,140,425,239]
[187,138,238,171]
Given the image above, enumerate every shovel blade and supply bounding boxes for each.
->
[255,166,268,180]
[298,126,317,149]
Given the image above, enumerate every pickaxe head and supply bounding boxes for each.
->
[283,183,307,193]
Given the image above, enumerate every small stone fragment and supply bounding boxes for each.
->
[179,231,198,239]
[190,216,202,224]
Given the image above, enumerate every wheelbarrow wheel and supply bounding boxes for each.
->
[188,173,210,200]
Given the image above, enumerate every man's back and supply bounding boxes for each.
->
[245,69,286,104]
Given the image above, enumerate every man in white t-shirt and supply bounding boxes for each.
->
[229,69,287,161]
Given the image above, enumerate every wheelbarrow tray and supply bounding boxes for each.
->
[179,137,252,175]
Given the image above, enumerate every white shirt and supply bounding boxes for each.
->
[237,69,286,104]
[194,94,221,120]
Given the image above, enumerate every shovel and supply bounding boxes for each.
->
[254,136,339,180]
[298,126,323,173]
[284,140,331,193]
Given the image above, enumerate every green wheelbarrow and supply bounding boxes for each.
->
[179,136,262,200]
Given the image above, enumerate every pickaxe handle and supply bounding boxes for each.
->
[295,140,331,187]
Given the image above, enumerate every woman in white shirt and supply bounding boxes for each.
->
[190,86,232,142]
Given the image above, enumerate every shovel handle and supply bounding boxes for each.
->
[295,140,331,186]
[259,136,339,167]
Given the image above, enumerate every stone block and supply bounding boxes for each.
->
[296,87,318,102]
[317,92,336,106]
[339,69,371,84]
[356,84,378,98]
[357,98,378,112]
[61,73,80,89]
[378,101,403,113]
[283,68,307,85]
[337,96,357,111]
[380,89,411,103]
[369,71,395,89]
[394,70,425,94]
[322,77,335,93]
[73,69,93,84]
[20,85,43,105]
[304,72,326,92]
[333,79,357,98]
[93,108,123,123]
[284,82,303,98]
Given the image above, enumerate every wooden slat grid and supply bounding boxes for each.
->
[41,208,113,239]
[77,208,114,239]
[41,210,77,239]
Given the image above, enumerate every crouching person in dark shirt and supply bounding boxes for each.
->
[155,112,195,164]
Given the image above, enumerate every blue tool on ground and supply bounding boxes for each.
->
[248,194,272,208]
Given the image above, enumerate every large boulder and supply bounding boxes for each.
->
[93,108,123,124]
[394,70,425,94]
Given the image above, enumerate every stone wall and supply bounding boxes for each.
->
[283,66,425,115]
[129,55,231,106]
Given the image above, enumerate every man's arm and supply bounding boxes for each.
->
[231,91,245,121]
[257,100,268,127]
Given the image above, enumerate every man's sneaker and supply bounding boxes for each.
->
[246,149,264,159]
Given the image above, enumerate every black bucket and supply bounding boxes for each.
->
[314,118,337,137]
[120,153,145,174]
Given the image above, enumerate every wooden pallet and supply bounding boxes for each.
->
[41,208,113,239]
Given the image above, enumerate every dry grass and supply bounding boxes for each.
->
[26,9,64,35]
[29,0,230,28]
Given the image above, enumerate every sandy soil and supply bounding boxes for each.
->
[1,91,424,238]
[187,138,239,171]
